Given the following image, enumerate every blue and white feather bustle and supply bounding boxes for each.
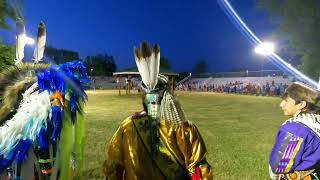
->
[0,61,88,174]
[0,87,51,171]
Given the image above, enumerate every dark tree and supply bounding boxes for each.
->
[0,0,21,71]
[192,59,208,74]
[257,0,320,80]
[85,54,117,76]
[0,0,16,29]
[0,42,14,71]
[160,56,171,70]
[44,46,79,64]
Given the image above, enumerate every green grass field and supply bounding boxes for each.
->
[82,90,285,179]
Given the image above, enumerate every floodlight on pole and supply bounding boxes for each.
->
[254,42,275,55]
[219,0,319,88]
[254,42,275,77]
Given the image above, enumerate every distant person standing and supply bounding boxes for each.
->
[279,83,286,96]
[270,81,276,96]
[269,82,320,180]
[266,82,270,95]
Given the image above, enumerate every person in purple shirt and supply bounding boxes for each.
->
[269,82,320,180]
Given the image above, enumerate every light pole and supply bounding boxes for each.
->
[254,42,275,77]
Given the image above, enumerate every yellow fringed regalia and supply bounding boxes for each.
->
[103,116,213,180]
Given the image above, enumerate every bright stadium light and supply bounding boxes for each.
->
[254,42,275,55]
[18,34,35,45]
[219,0,319,87]
[25,35,35,45]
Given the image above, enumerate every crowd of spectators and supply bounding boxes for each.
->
[176,80,289,96]
[89,76,290,97]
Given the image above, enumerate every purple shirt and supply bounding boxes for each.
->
[269,121,320,174]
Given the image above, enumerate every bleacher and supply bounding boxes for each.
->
[186,76,292,86]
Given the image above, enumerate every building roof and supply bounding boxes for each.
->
[113,67,179,76]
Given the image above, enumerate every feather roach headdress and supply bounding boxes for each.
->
[133,42,186,128]
[134,42,160,91]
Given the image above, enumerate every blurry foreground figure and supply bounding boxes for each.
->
[269,82,320,180]
[103,42,213,180]
[0,21,88,179]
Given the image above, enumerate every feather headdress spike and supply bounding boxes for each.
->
[133,42,160,90]
[15,19,26,65]
[149,44,160,89]
[33,22,46,64]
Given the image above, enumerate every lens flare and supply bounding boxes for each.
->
[254,42,275,55]
[218,0,318,87]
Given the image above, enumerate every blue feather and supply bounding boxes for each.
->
[37,127,48,149]
[51,106,63,142]
[0,139,32,172]
[35,60,89,124]
[16,139,32,163]
[0,61,89,173]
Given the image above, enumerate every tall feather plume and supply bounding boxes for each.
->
[140,42,152,88]
[33,22,46,63]
[134,42,150,89]
[142,43,152,88]
[133,47,144,85]
[134,42,160,90]
[150,44,160,89]
[15,19,26,65]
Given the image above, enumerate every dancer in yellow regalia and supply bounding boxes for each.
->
[103,42,213,180]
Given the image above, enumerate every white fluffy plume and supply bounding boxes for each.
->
[0,84,51,155]
[33,22,46,63]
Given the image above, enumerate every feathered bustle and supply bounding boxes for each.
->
[0,63,48,124]
[0,61,88,176]
[0,19,88,178]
